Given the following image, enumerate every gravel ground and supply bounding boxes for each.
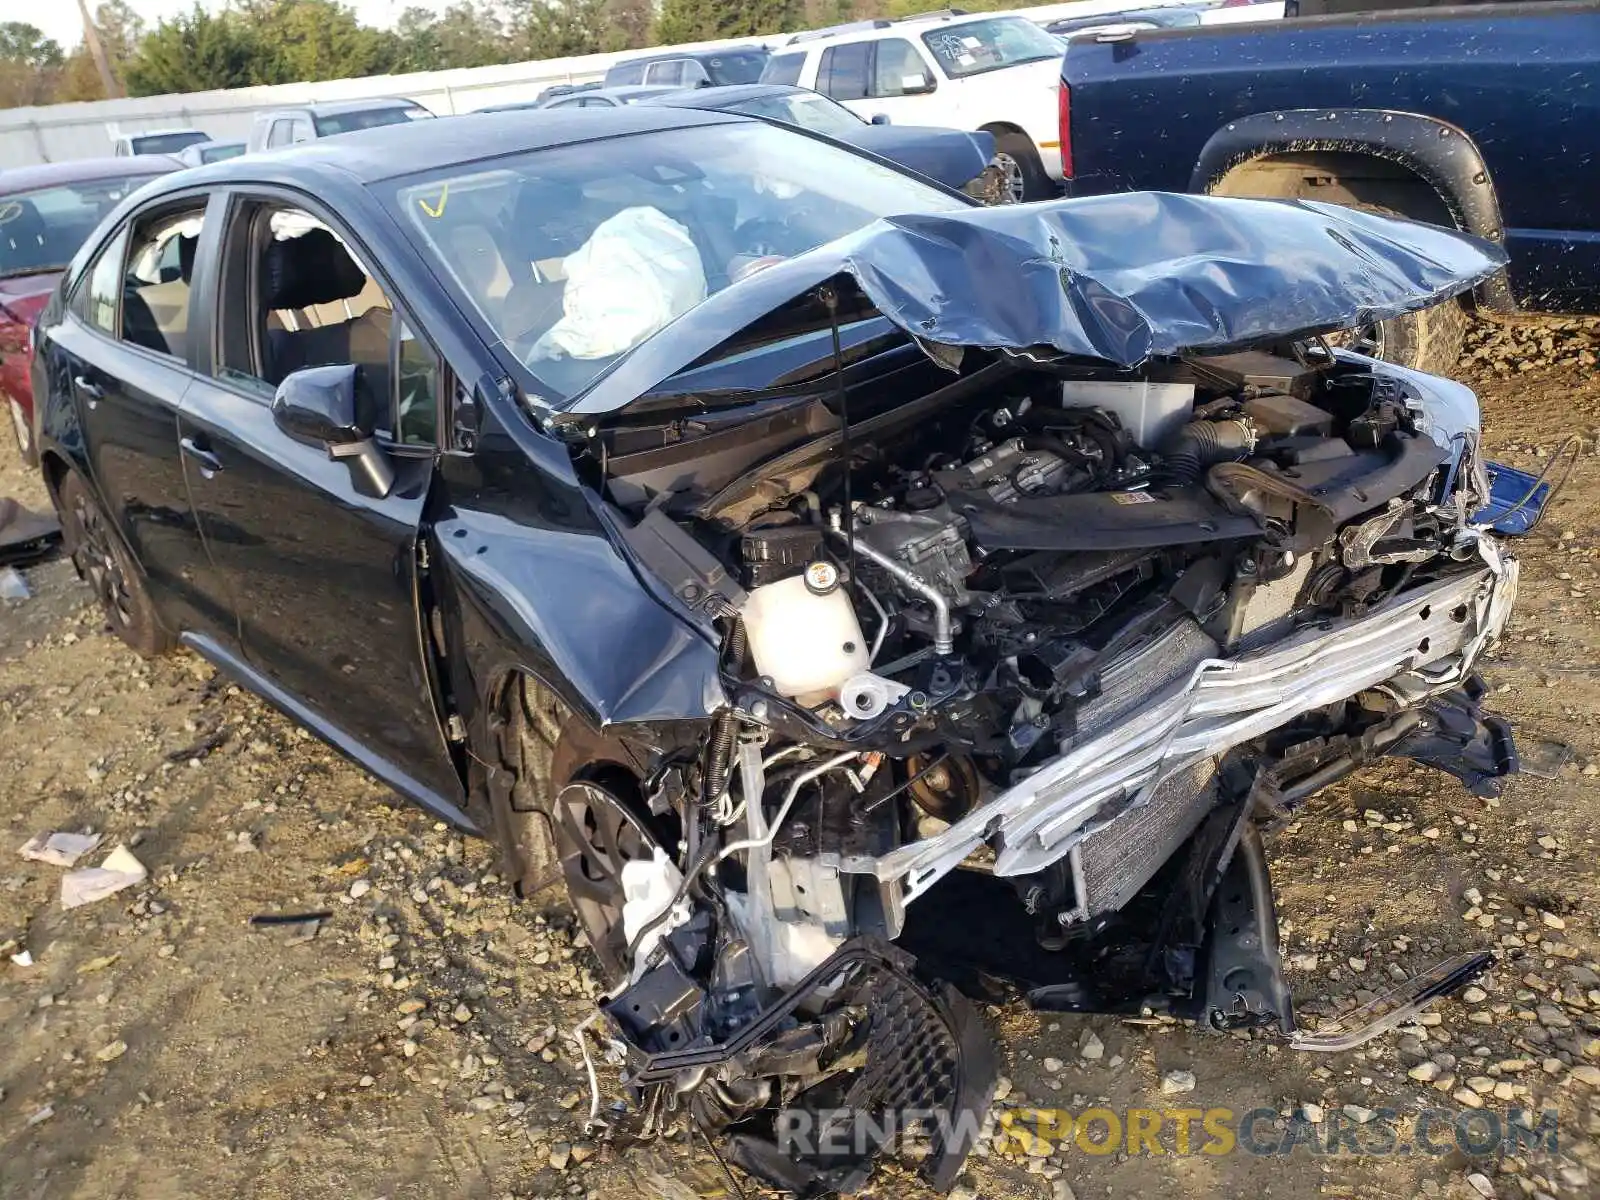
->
[2,316,1598,1200]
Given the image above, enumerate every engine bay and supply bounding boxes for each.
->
[568,338,1522,1196]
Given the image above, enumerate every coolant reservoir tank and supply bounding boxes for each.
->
[740,562,870,703]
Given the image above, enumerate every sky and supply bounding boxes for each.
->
[16,0,457,52]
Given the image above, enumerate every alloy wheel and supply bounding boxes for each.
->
[71,491,134,629]
[992,153,1027,205]
[1325,320,1387,359]
[553,780,664,982]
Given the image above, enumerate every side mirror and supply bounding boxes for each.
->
[901,76,936,96]
[271,363,365,447]
[271,363,394,498]
[869,113,892,126]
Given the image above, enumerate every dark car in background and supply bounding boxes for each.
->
[479,85,678,111]
[1059,0,1600,373]
[1,155,179,463]
[247,97,434,153]
[602,45,769,88]
[29,107,1537,1197]
[646,82,1004,199]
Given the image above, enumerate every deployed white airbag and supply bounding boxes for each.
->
[532,206,707,362]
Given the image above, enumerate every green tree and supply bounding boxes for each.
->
[654,0,801,46]
[0,21,64,108]
[394,2,515,71]
[237,0,398,82]
[123,6,263,96]
[598,0,653,52]
[57,1,146,102]
[509,0,605,60]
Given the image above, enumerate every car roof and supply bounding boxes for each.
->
[613,45,768,66]
[0,156,180,191]
[649,83,811,108]
[557,85,679,102]
[787,9,1015,46]
[267,96,423,117]
[157,106,750,189]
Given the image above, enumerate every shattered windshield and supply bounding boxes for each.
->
[388,122,966,404]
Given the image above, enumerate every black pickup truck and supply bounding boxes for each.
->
[1060,0,1600,373]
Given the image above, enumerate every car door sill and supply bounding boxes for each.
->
[181,631,478,834]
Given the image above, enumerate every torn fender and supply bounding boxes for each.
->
[568,191,1507,415]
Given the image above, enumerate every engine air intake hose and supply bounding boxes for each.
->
[1162,418,1256,484]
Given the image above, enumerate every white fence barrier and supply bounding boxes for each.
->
[0,1,1281,169]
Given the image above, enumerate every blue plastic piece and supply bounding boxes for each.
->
[1472,461,1551,535]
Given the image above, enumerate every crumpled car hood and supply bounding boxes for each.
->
[566,191,1505,415]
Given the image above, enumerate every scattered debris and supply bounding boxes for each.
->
[95,1039,128,1062]
[9,949,34,967]
[60,844,148,910]
[19,830,103,868]
[25,1105,53,1127]
[248,911,332,944]
[0,497,61,567]
[1159,1069,1197,1096]
[0,566,29,601]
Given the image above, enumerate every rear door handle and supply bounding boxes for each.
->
[180,436,224,478]
[74,375,103,407]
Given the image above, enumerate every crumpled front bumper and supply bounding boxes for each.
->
[840,555,1518,903]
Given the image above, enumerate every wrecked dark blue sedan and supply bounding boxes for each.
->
[31,106,1543,1195]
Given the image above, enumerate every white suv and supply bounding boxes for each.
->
[761,11,1066,201]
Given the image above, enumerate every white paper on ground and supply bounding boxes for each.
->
[20,831,103,868]
[60,844,148,909]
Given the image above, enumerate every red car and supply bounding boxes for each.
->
[2,156,178,464]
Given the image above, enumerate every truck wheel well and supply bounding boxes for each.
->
[978,120,1028,141]
[1210,150,1456,230]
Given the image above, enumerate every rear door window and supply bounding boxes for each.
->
[121,202,208,360]
[74,226,130,335]
[762,51,806,86]
[817,42,872,101]
[870,39,936,97]
[644,60,688,86]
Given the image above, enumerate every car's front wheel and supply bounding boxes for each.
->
[499,674,679,987]
[56,469,174,656]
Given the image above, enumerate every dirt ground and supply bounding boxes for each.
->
[3,319,1599,1200]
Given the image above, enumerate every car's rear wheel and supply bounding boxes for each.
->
[8,398,36,467]
[56,470,174,656]
[992,132,1051,203]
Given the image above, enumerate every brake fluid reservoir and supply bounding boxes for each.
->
[740,562,870,704]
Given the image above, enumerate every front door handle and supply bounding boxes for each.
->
[74,375,103,407]
[180,436,224,478]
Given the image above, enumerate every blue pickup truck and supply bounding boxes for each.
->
[1060,0,1600,373]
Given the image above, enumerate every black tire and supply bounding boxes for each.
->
[501,674,678,986]
[1321,201,1470,376]
[992,131,1052,203]
[56,470,174,656]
